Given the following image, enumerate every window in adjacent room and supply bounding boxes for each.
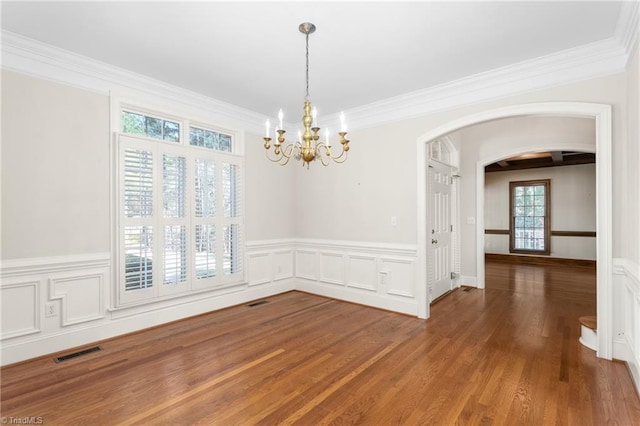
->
[509,179,550,255]
[116,107,244,307]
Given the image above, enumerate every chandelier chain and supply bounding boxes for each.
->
[305,31,310,101]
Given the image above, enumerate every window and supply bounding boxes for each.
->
[509,180,550,255]
[190,126,232,152]
[122,110,180,142]
[117,108,243,306]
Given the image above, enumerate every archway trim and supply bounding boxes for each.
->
[416,102,612,359]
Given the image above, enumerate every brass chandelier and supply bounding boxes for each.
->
[263,22,350,168]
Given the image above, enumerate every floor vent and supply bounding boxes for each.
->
[462,287,473,292]
[54,346,102,363]
[248,300,269,307]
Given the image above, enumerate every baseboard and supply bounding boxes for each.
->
[460,275,478,286]
[485,253,596,268]
[628,358,640,399]
[296,278,417,316]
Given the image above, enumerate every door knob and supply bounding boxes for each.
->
[432,239,438,244]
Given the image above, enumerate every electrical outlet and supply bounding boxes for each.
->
[45,303,56,318]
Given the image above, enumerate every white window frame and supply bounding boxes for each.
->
[111,97,245,308]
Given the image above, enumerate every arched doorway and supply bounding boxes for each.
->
[416,102,612,360]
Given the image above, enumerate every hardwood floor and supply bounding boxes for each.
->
[1,261,639,425]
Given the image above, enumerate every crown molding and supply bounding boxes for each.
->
[0,30,269,135]
[343,36,629,130]
[615,0,639,60]
[1,27,632,133]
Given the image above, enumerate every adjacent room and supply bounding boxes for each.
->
[1,1,639,424]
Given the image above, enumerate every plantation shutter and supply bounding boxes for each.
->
[116,120,244,307]
[119,136,158,304]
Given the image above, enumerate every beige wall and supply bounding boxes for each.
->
[627,41,640,264]
[0,70,296,260]
[244,131,296,241]
[1,70,110,259]
[484,163,596,260]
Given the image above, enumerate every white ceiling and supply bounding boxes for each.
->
[1,1,625,119]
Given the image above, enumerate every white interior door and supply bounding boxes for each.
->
[428,160,453,303]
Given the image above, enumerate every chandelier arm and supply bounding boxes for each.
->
[316,149,330,166]
[264,142,296,165]
[280,143,300,166]
[316,142,349,162]
[264,149,286,164]
[331,153,349,164]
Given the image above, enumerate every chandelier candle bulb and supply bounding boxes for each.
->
[262,22,350,168]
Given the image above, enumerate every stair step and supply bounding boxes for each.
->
[579,315,597,351]
[579,315,597,331]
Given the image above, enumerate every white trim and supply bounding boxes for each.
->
[612,257,640,397]
[343,38,626,131]
[296,278,418,316]
[416,102,613,360]
[460,276,478,287]
[1,26,631,133]
[0,253,110,278]
[294,240,418,315]
[615,0,640,61]
[295,238,417,257]
[0,281,41,340]
[49,272,106,327]
[1,31,269,135]
[246,239,296,251]
[614,257,640,284]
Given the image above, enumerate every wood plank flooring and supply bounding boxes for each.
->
[1,261,639,425]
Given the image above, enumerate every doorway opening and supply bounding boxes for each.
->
[416,102,612,360]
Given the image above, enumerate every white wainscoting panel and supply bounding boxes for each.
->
[0,279,40,339]
[295,240,418,316]
[612,258,640,396]
[246,252,272,286]
[319,252,346,286]
[246,241,295,286]
[296,250,318,281]
[347,255,378,292]
[49,270,106,326]
[274,249,294,281]
[381,257,416,298]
